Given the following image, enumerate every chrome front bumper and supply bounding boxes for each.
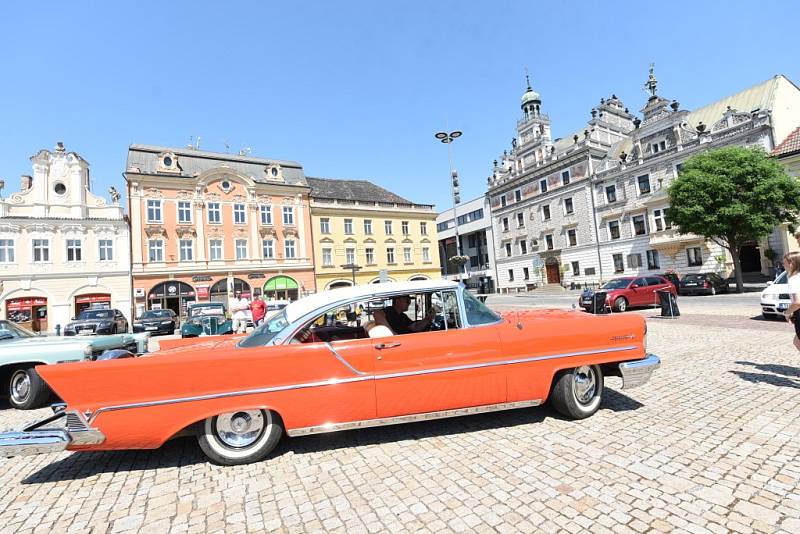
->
[618,353,660,389]
[0,407,105,458]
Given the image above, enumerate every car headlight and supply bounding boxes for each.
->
[83,345,93,358]
[99,321,113,327]
[160,320,172,325]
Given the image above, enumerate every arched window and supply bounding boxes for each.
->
[148,281,195,319]
[263,275,299,301]
[210,278,251,303]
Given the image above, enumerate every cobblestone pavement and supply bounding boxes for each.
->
[1,317,799,533]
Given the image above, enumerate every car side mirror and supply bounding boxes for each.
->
[631,284,639,289]
[766,281,773,286]
[71,317,76,321]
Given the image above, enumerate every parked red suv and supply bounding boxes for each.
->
[579,276,678,312]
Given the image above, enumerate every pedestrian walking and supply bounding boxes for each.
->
[250,294,266,327]
[782,251,800,352]
[230,290,250,334]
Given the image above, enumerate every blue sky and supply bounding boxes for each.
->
[1,1,798,211]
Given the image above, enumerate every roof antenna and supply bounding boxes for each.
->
[525,67,531,90]
[224,140,230,153]
[188,136,194,149]
[196,137,202,150]
[238,147,251,156]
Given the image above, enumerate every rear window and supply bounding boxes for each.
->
[683,274,704,281]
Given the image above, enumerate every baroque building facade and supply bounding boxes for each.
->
[307,177,440,289]
[0,143,131,331]
[125,145,316,319]
[488,72,800,292]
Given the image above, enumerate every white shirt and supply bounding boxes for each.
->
[231,297,250,319]
[789,273,800,297]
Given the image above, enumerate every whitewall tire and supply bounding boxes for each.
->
[198,409,283,465]
[550,365,604,419]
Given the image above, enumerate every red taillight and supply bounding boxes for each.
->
[704,281,711,288]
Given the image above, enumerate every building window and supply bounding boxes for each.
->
[637,175,651,195]
[282,206,295,225]
[177,201,192,223]
[32,239,50,262]
[98,239,113,261]
[653,208,672,232]
[514,190,522,202]
[627,253,642,268]
[632,214,647,236]
[508,269,514,281]
[262,239,274,259]
[561,170,571,185]
[605,185,617,204]
[687,247,702,267]
[148,240,163,262]
[210,239,223,261]
[652,140,667,153]
[520,240,527,255]
[571,261,579,276]
[500,196,507,208]
[386,247,395,264]
[0,239,14,263]
[422,247,430,263]
[235,239,248,260]
[344,219,354,235]
[609,221,621,240]
[364,219,373,234]
[384,220,393,235]
[346,247,356,264]
[540,179,548,194]
[516,212,525,228]
[420,222,428,235]
[542,205,551,221]
[233,204,246,224]
[523,267,530,280]
[320,218,330,234]
[545,234,554,250]
[401,221,409,235]
[505,243,512,257]
[502,218,509,232]
[207,202,221,224]
[403,247,412,263]
[179,239,193,262]
[322,248,332,266]
[468,235,477,248]
[146,199,162,223]
[260,205,273,225]
[646,250,660,270]
[366,247,375,264]
[284,240,296,259]
[66,239,82,262]
[613,253,624,273]
[567,229,577,247]
[564,198,574,214]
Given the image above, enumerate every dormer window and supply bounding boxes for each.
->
[651,140,667,154]
[264,164,284,182]
[157,152,180,173]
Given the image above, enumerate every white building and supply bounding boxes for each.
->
[488,72,800,292]
[0,143,131,332]
[436,195,498,293]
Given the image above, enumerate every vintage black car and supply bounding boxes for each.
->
[64,308,129,336]
[133,309,178,336]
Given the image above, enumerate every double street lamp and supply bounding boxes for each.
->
[434,130,467,282]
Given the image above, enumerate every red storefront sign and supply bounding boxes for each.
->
[196,286,209,299]
[75,294,111,304]
[6,298,47,310]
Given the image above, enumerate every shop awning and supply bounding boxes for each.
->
[264,276,298,291]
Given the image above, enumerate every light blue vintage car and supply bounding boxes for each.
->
[0,320,149,410]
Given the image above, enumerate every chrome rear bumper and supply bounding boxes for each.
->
[619,353,660,389]
[0,408,105,458]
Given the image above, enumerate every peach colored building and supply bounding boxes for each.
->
[125,145,316,320]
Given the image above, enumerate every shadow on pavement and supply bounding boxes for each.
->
[730,361,800,389]
[734,361,800,378]
[22,388,644,483]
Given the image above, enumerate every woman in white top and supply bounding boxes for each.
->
[782,251,800,352]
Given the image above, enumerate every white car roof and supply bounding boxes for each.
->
[284,279,459,323]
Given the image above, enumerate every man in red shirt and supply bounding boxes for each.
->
[250,295,267,327]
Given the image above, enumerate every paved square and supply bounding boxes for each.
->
[1,312,798,533]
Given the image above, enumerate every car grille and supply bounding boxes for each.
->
[779,294,790,300]
[65,412,89,433]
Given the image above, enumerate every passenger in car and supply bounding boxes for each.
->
[375,295,434,335]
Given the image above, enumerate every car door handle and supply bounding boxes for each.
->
[375,342,401,350]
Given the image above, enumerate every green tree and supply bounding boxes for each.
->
[668,146,800,292]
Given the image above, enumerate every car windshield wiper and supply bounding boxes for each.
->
[0,333,15,341]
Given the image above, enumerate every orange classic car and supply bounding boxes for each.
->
[0,280,659,465]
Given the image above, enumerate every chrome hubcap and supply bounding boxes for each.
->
[215,410,265,448]
[10,371,30,403]
[572,366,596,404]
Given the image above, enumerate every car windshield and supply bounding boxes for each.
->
[601,279,631,290]
[237,310,290,347]
[140,310,172,319]
[774,271,788,285]
[0,320,34,341]
[189,305,224,317]
[462,290,500,325]
[78,310,113,320]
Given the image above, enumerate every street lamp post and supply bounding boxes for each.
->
[341,263,362,286]
[435,130,465,283]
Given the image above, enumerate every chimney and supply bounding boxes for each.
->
[21,175,32,191]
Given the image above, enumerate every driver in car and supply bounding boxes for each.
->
[374,295,435,335]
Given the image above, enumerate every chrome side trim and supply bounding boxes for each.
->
[88,376,371,423]
[374,345,639,380]
[286,399,542,437]
[324,342,367,376]
[87,345,640,421]
[619,353,660,389]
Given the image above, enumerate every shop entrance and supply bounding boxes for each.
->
[6,297,48,333]
[210,278,252,304]
[148,282,195,320]
[545,257,561,284]
[263,275,299,301]
[74,293,111,316]
[739,244,762,272]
